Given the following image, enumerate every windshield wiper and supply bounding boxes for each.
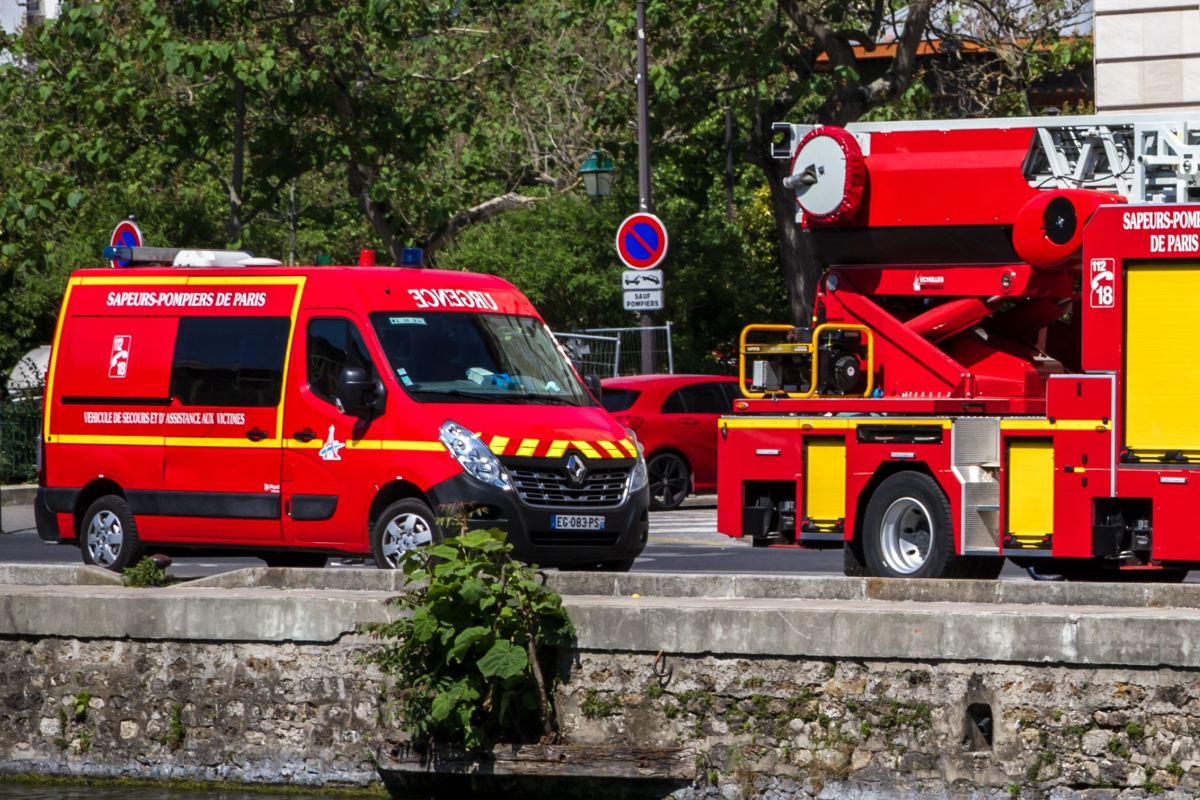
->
[505,394,582,406]
[410,388,502,403]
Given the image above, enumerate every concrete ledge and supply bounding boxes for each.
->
[0,485,35,507]
[563,593,1200,668]
[546,571,1200,609]
[0,584,398,642]
[183,566,407,592]
[0,564,122,586]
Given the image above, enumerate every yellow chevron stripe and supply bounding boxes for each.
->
[597,440,623,458]
[571,440,602,459]
[490,435,510,455]
[516,438,539,456]
[618,438,638,457]
[546,440,569,458]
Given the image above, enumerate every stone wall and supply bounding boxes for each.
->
[557,652,1200,799]
[0,635,388,786]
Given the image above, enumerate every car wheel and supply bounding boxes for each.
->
[648,452,690,510]
[862,472,967,579]
[80,496,145,572]
[371,499,441,570]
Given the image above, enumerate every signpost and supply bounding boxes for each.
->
[623,289,663,311]
[616,212,669,270]
[109,219,143,268]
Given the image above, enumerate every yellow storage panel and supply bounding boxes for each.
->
[1007,440,1054,548]
[1127,264,1200,456]
[805,439,846,530]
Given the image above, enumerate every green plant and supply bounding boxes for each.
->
[165,703,186,750]
[1168,758,1184,779]
[362,528,575,750]
[1143,765,1164,795]
[580,689,619,719]
[71,692,90,722]
[860,721,872,739]
[1124,721,1145,739]
[122,557,168,588]
[1026,750,1056,782]
[78,728,91,754]
[1108,735,1130,759]
[1006,783,1020,799]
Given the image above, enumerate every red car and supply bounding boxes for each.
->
[600,374,741,510]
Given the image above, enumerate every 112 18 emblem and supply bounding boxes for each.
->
[109,335,131,378]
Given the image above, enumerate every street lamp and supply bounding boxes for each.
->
[578,149,615,199]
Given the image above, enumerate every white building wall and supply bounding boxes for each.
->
[0,0,25,35]
[1095,0,1200,111]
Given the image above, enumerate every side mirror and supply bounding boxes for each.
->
[583,373,603,400]
[336,367,387,417]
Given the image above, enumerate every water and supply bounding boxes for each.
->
[0,786,367,800]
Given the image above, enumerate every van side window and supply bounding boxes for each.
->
[307,318,375,404]
[169,317,289,407]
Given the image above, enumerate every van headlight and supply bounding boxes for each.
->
[626,428,648,492]
[439,421,513,491]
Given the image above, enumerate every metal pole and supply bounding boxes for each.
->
[636,0,656,374]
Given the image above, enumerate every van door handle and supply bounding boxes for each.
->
[293,428,316,443]
[245,427,268,442]
[681,417,700,426]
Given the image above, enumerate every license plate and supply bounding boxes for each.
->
[551,515,606,531]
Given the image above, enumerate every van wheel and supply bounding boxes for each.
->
[863,472,966,579]
[371,499,441,570]
[648,452,689,510]
[80,496,145,572]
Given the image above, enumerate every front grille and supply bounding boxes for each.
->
[529,530,621,547]
[509,466,630,508]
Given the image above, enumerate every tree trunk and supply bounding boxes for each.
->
[347,162,405,265]
[761,156,819,325]
[227,77,245,247]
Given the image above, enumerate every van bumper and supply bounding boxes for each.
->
[34,487,62,543]
[426,474,650,568]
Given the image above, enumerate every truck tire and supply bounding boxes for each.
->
[862,472,967,579]
[371,499,441,570]
[843,537,869,577]
[80,495,146,572]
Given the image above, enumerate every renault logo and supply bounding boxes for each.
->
[566,454,588,486]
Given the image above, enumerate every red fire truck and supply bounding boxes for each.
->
[718,113,1200,581]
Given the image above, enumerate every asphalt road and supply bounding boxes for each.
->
[0,497,1037,579]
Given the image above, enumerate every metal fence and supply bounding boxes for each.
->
[554,332,621,378]
[0,397,41,484]
[583,323,674,375]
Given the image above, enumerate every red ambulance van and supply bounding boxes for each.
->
[35,248,650,570]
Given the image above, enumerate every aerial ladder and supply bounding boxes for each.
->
[718,112,1200,581]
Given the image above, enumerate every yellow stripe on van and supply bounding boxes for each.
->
[516,438,539,456]
[379,440,446,452]
[43,277,81,441]
[48,434,165,446]
[597,440,623,458]
[618,438,638,457]
[490,435,510,455]
[571,441,602,459]
[546,440,569,458]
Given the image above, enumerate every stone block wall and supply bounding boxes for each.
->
[557,652,1200,799]
[0,635,388,786]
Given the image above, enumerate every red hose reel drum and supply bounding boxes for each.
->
[1012,189,1126,268]
[789,126,867,223]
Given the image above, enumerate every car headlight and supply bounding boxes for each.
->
[439,420,513,491]
[626,427,648,492]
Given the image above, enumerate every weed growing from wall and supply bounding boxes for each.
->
[363,528,575,750]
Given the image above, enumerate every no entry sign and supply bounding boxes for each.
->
[109,219,143,268]
[616,212,669,270]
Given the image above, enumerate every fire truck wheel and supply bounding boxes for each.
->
[371,499,442,570]
[862,472,965,579]
[843,538,869,577]
[80,496,146,572]
[648,452,690,510]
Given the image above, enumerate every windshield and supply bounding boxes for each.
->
[369,312,592,406]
